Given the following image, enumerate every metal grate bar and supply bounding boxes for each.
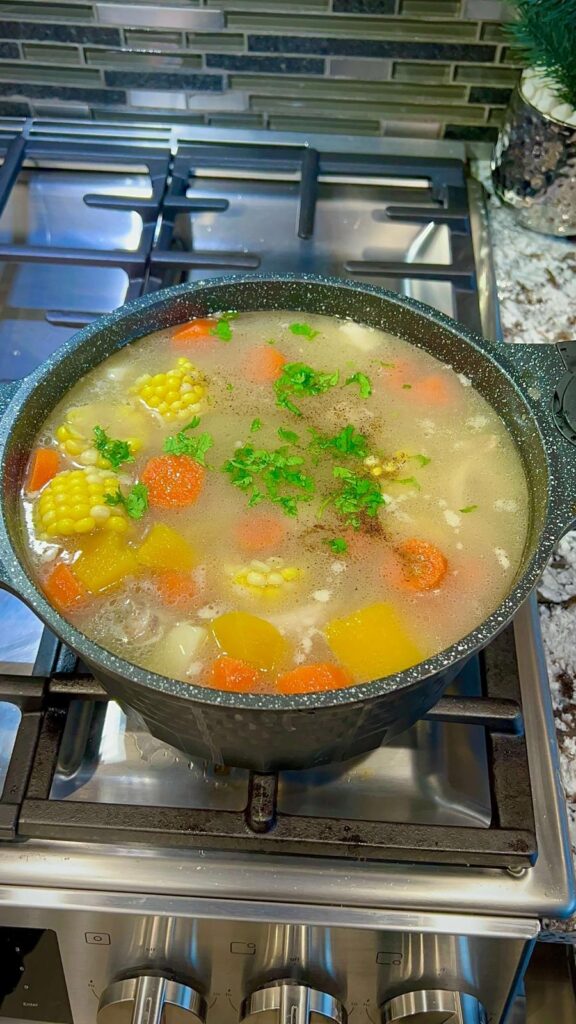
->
[150,251,260,269]
[345,260,475,283]
[298,148,319,240]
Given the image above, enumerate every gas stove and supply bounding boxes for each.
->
[0,119,572,1024]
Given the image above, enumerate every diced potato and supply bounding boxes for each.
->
[162,623,207,678]
[137,522,196,573]
[339,320,380,352]
[73,533,140,594]
[324,602,422,681]
[210,611,289,670]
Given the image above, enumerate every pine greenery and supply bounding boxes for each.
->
[508,1,576,108]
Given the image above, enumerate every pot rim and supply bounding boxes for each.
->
[0,273,560,712]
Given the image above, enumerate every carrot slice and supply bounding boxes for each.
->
[172,317,217,347]
[244,345,286,383]
[27,448,60,492]
[43,563,86,613]
[209,656,260,692]
[234,513,287,553]
[141,454,205,509]
[395,538,448,591]
[411,374,454,406]
[276,662,352,695]
[155,569,197,610]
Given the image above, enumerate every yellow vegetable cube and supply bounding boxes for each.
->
[136,522,195,573]
[210,611,289,670]
[73,533,140,594]
[324,602,422,682]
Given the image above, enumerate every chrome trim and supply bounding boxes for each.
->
[98,977,206,1024]
[240,981,345,1024]
[382,990,486,1024]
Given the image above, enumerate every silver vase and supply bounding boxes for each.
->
[491,82,576,236]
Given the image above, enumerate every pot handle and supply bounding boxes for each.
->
[514,340,576,537]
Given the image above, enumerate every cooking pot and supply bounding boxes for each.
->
[0,276,574,771]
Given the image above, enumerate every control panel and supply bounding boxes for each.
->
[0,928,72,1023]
[0,911,528,1024]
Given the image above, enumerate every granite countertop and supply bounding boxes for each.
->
[487,199,576,871]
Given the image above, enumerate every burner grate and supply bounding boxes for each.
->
[0,624,536,869]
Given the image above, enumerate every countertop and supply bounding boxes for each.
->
[487,199,576,872]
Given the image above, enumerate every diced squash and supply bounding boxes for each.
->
[73,533,140,594]
[137,522,195,572]
[162,623,207,678]
[324,602,422,682]
[210,611,289,670]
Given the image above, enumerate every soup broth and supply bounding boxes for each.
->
[20,311,529,694]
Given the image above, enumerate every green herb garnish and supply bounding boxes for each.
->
[163,420,214,465]
[223,443,315,517]
[310,424,368,460]
[210,310,238,342]
[459,504,478,514]
[345,371,372,399]
[225,382,234,392]
[278,427,300,444]
[105,482,148,520]
[380,361,396,368]
[266,338,276,345]
[412,453,431,467]
[395,476,421,490]
[289,322,319,340]
[275,363,339,417]
[402,383,412,390]
[325,537,348,554]
[93,426,135,471]
[250,418,263,433]
[330,466,386,529]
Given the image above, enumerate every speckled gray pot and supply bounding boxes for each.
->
[0,276,575,771]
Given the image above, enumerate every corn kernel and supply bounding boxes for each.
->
[55,408,140,469]
[233,558,301,596]
[130,357,207,422]
[34,468,126,541]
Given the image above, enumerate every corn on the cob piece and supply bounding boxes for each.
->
[131,357,206,422]
[34,468,128,540]
[363,451,408,479]
[55,407,142,469]
[232,557,301,597]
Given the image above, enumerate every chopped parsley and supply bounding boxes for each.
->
[289,322,319,340]
[250,418,263,433]
[223,443,315,517]
[211,310,238,342]
[310,424,368,460]
[402,383,412,390]
[330,466,386,529]
[345,371,372,399]
[278,427,300,444]
[274,362,339,417]
[380,361,396,369]
[93,426,134,471]
[325,537,348,554]
[411,453,431,467]
[163,417,214,465]
[395,476,421,490]
[105,482,148,520]
[459,504,478,514]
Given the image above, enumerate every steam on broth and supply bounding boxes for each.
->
[21,311,529,694]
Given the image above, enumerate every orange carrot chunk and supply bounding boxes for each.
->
[172,317,217,346]
[27,448,60,492]
[209,656,260,692]
[276,662,352,695]
[155,569,197,610]
[43,563,86,613]
[411,375,454,406]
[396,538,448,591]
[244,345,286,383]
[234,513,287,553]
[141,454,205,509]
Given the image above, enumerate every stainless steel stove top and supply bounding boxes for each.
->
[0,120,572,928]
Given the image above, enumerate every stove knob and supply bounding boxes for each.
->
[381,990,486,1024]
[97,975,206,1024]
[240,980,346,1024]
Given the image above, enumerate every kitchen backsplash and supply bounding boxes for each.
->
[0,0,521,139]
